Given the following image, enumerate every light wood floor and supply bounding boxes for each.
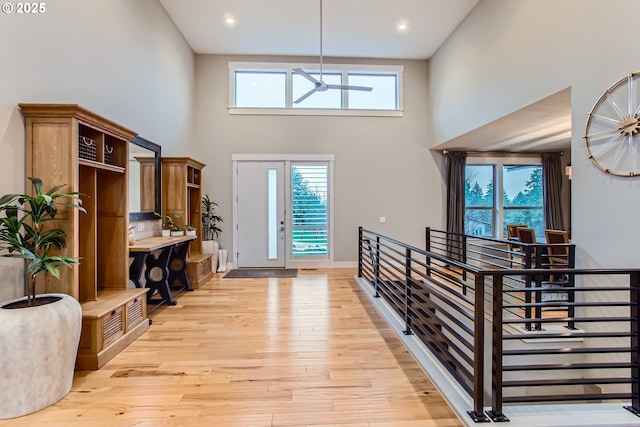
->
[1,268,461,427]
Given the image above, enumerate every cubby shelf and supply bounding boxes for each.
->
[20,103,150,370]
[162,157,213,288]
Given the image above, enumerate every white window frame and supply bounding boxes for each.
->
[465,155,543,239]
[228,61,404,117]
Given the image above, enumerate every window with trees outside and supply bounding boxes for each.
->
[465,161,544,239]
[291,163,329,258]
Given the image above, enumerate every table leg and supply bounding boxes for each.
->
[168,240,193,292]
[143,246,176,306]
[129,253,146,288]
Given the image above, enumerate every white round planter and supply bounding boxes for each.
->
[0,293,82,419]
[202,240,219,272]
[162,229,171,237]
[218,249,228,272]
[170,230,184,236]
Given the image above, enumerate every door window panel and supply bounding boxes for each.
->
[267,168,279,260]
[291,163,329,257]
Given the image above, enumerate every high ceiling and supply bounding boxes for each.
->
[158,0,480,59]
[158,0,571,152]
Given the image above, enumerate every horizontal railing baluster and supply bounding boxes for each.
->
[359,227,640,422]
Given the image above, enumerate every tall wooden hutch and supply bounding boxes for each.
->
[20,104,149,370]
[162,157,214,287]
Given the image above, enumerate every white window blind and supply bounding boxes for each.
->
[291,163,328,257]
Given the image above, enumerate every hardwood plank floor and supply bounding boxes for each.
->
[0,268,461,427]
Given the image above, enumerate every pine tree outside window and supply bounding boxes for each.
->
[464,160,544,239]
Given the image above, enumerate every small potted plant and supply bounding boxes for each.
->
[201,194,223,270]
[0,177,86,418]
[163,214,173,237]
[186,224,196,236]
[167,213,183,236]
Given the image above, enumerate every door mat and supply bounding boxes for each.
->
[223,268,298,279]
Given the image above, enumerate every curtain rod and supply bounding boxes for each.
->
[441,149,563,157]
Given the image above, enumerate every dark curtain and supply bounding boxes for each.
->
[445,151,467,260]
[541,152,565,231]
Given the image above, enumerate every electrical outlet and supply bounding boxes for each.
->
[137,223,144,231]
[379,216,386,223]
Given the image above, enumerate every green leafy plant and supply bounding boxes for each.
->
[186,224,195,232]
[0,177,86,306]
[201,195,222,241]
[165,213,181,231]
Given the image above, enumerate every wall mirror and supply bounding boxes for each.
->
[129,136,161,221]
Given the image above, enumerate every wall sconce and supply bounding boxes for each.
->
[565,165,573,180]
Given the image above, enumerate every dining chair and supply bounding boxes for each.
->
[516,227,537,267]
[507,224,528,240]
[506,224,528,266]
[544,229,570,282]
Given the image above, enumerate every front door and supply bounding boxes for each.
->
[236,161,286,267]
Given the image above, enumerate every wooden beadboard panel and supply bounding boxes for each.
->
[78,166,98,301]
[25,117,80,297]
[162,157,206,256]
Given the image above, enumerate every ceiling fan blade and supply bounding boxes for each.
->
[294,86,320,104]
[293,68,320,85]
[326,84,373,92]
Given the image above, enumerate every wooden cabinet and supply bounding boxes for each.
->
[76,289,148,370]
[186,253,214,288]
[20,104,150,369]
[162,157,213,288]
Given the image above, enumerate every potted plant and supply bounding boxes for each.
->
[186,224,196,236]
[201,195,223,270]
[166,213,183,236]
[0,177,85,419]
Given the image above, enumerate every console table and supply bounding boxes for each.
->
[129,235,196,312]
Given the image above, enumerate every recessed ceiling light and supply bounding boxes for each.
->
[224,15,236,27]
[396,22,409,32]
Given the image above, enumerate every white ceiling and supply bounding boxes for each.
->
[433,88,572,153]
[158,0,571,153]
[158,0,480,59]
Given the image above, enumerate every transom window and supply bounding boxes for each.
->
[229,62,403,116]
[465,158,544,238]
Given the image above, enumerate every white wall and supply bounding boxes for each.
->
[430,0,640,269]
[193,55,439,262]
[0,0,194,301]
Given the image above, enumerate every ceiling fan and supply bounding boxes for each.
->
[293,0,373,104]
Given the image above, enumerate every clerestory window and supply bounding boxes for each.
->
[229,62,403,116]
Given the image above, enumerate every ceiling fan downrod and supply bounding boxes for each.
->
[292,0,373,104]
